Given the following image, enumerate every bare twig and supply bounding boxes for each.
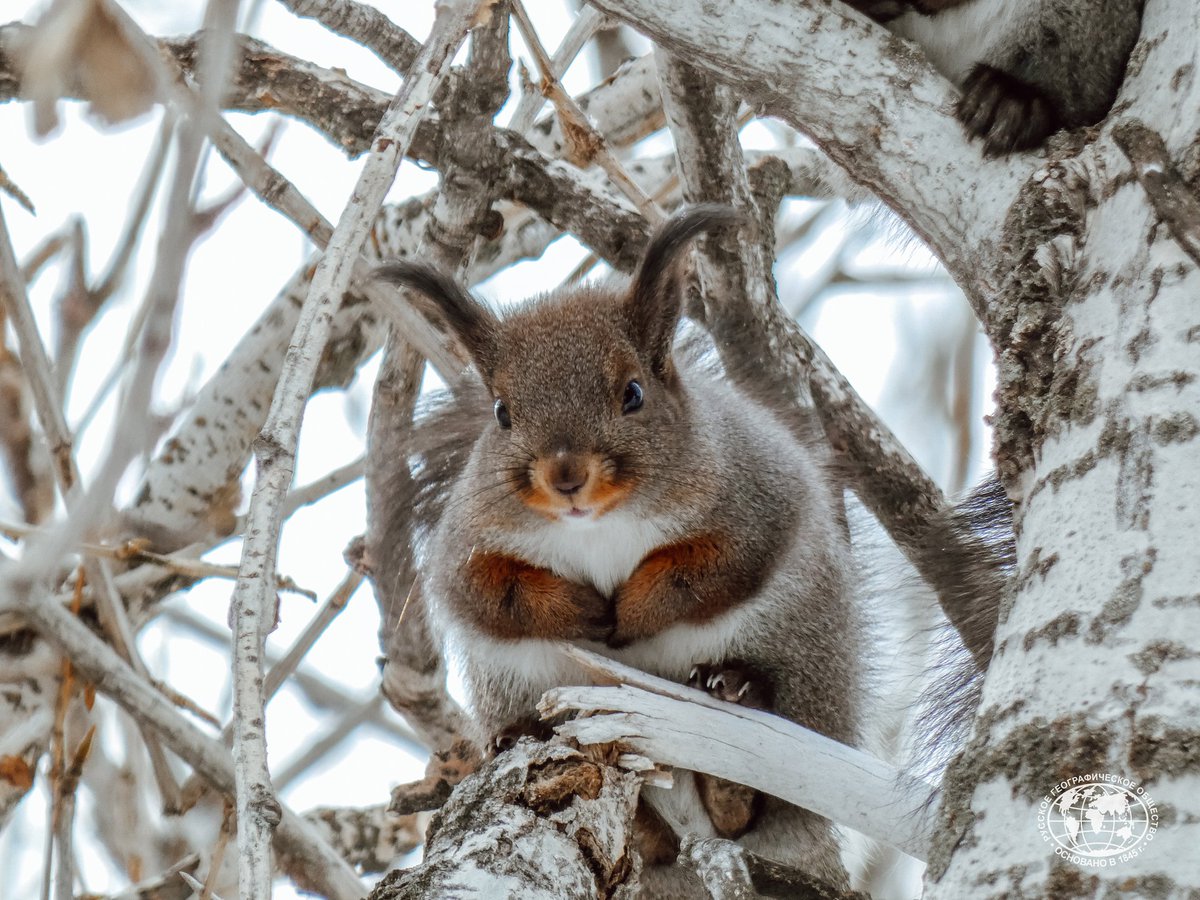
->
[4,582,365,899]
[94,116,176,303]
[53,725,95,900]
[507,5,606,134]
[0,162,35,214]
[42,571,84,900]
[275,0,420,74]
[104,853,201,899]
[227,3,483,890]
[0,519,316,597]
[178,568,364,810]
[0,200,80,494]
[54,115,174,402]
[274,697,383,790]
[200,806,235,900]
[19,229,70,283]
[0,311,54,523]
[200,120,462,379]
[279,456,364,521]
[180,871,227,900]
[163,605,421,750]
[6,191,187,829]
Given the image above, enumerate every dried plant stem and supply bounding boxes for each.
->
[3,183,186,819]
[0,202,80,494]
[507,4,606,134]
[177,570,363,806]
[0,519,315,596]
[510,0,663,223]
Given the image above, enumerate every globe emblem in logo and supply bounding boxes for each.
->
[1045,783,1152,858]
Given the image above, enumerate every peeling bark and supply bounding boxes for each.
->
[367,741,642,900]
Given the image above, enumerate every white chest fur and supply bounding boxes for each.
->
[498,511,673,597]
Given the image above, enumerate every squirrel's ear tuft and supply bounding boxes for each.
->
[627,204,742,376]
[374,261,501,378]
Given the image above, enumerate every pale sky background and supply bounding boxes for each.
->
[0,0,993,895]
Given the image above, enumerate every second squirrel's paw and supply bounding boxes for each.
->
[956,64,1060,156]
[687,661,772,709]
[491,718,555,757]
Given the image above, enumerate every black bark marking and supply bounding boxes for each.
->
[929,713,1115,882]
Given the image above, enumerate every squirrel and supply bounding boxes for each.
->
[373,205,1017,896]
[374,205,869,892]
[843,0,1146,155]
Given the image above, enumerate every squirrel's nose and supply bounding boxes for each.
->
[550,463,586,496]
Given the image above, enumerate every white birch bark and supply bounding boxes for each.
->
[925,1,1200,894]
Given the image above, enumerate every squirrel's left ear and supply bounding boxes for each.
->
[374,260,501,381]
[625,204,741,377]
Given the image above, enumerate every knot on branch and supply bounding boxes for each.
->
[370,739,641,899]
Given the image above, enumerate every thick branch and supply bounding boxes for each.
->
[276,0,420,74]
[1114,120,1200,267]
[588,0,1029,311]
[365,8,514,749]
[366,740,641,899]
[544,645,935,861]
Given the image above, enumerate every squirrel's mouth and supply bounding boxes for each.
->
[520,453,634,521]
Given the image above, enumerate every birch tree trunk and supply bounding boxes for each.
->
[924,2,1200,894]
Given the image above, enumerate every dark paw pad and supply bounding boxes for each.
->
[957,64,1061,156]
[687,661,772,709]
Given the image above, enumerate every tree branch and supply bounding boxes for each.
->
[226,2,483,890]
[544,645,935,861]
[588,0,1029,311]
[365,740,642,899]
[364,5,514,751]
[3,585,364,899]
[275,0,420,74]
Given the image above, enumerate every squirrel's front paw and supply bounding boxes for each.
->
[569,583,615,643]
[687,661,773,709]
[957,63,1060,156]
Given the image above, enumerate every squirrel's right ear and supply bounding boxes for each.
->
[627,204,742,377]
[374,261,501,379]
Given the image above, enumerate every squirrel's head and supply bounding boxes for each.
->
[375,205,740,524]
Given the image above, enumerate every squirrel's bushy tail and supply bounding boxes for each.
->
[907,474,1016,783]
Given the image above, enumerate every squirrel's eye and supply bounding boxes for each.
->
[494,399,512,429]
[621,380,644,414]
